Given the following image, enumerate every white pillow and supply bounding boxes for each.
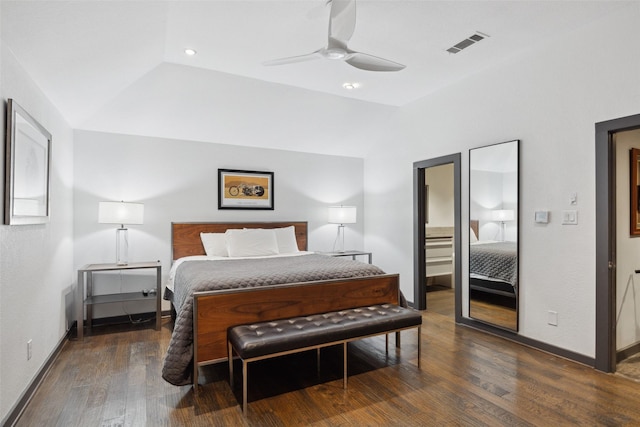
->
[470,227,478,243]
[274,226,300,254]
[200,232,229,257]
[225,228,279,257]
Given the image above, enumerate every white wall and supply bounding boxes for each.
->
[364,3,640,358]
[73,130,365,317]
[470,169,518,242]
[616,129,640,351]
[470,169,503,241]
[0,45,74,422]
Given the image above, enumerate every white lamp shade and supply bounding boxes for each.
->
[99,201,144,225]
[490,209,514,222]
[328,206,357,224]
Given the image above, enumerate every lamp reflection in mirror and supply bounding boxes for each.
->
[491,209,514,242]
[99,201,144,265]
[328,205,356,252]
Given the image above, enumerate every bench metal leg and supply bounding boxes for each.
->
[228,341,234,386]
[317,348,321,374]
[385,334,389,353]
[417,325,421,369]
[343,342,348,389]
[243,360,248,415]
[193,363,199,395]
[396,331,401,348]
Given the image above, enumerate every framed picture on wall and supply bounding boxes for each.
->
[218,169,274,210]
[4,99,52,225]
[631,148,640,235]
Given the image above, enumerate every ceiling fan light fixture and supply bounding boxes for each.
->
[342,82,360,90]
[322,48,348,60]
[184,48,197,56]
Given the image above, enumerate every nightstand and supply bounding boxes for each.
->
[317,250,372,264]
[425,235,453,287]
[76,261,161,340]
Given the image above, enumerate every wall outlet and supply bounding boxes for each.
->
[548,311,558,326]
[27,339,32,360]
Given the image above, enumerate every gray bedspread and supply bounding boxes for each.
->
[469,242,517,287]
[162,254,385,386]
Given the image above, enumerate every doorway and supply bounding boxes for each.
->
[595,113,640,372]
[413,153,461,323]
[613,128,640,379]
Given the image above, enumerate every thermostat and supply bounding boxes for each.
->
[535,211,549,224]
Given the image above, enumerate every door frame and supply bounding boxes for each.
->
[595,113,640,372]
[413,153,462,322]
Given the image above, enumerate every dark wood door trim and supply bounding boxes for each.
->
[595,113,640,372]
[413,153,461,323]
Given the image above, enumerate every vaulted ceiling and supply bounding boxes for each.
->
[1,1,630,157]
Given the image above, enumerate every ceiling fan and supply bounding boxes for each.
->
[263,0,405,72]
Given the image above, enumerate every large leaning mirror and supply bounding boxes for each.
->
[469,140,519,331]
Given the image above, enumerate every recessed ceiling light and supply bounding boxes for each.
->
[184,48,197,56]
[342,82,360,90]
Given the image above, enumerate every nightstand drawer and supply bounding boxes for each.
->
[426,257,453,276]
[426,245,453,258]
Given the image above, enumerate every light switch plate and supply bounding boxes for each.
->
[535,211,549,224]
[570,192,578,205]
[562,210,578,225]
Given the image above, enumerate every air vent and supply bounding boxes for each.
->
[446,32,489,54]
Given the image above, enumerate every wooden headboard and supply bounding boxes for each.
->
[470,220,479,240]
[171,221,308,260]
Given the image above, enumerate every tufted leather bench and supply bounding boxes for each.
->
[227,304,422,414]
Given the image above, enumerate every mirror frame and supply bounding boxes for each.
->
[4,99,52,225]
[468,140,520,331]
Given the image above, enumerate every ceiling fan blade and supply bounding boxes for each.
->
[263,51,321,66]
[306,0,332,20]
[329,0,356,45]
[345,52,405,72]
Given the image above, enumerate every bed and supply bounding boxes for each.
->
[469,220,517,298]
[162,221,401,387]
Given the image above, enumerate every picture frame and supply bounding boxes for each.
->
[630,148,640,236]
[218,169,274,210]
[4,99,52,225]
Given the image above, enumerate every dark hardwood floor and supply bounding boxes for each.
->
[14,303,640,426]
[426,285,455,316]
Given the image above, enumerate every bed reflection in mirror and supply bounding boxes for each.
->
[469,140,519,331]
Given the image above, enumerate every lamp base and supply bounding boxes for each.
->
[333,224,346,253]
[116,227,129,265]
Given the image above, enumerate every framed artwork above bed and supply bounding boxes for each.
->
[630,148,640,235]
[218,168,274,210]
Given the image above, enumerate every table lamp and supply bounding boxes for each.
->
[328,205,357,252]
[490,209,514,241]
[98,201,144,265]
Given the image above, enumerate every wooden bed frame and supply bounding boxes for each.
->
[170,221,401,387]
